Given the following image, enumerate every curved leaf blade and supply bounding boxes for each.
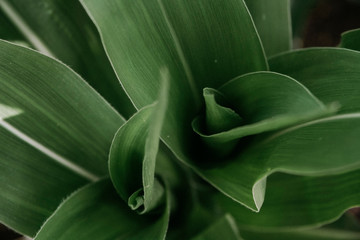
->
[0,40,123,235]
[80,0,268,164]
[35,179,170,240]
[340,28,360,51]
[217,171,360,230]
[193,71,335,158]
[109,69,169,213]
[1,0,135,117]
[199,114,360,211]
[0,40,123,176]
[269,48,360,114]
[194,72,334,141]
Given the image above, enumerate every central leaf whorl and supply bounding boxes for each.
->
[192,72,338,159]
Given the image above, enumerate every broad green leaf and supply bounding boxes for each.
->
[199,113,360,211]
[0,40,123,176]
[241,214,360,239]
[35,179,170,240]
[269,48,360,114]
[0,40,123,235]
[0,0,135,117]
[0,125,88,236]
[217,171,360,230]
[80,0,267,164]
[192,72,335,157]
[191,214,242,240]
[245,0,292,56]
[340,28,360,51]
[109,69,169,213]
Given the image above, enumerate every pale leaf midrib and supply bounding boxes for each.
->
[0,118,99,182]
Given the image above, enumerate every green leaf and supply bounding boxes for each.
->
[80,1,271,213]
[245,0,292,56]
[202,88,243,135]
[192,72,336,157]
[241,214,360,240]
[80,0,268,164]
[217,170,360,230]
[0,125,88,236]
[0,40,123,235]
[35,179,170,240]
[269,48,360,114]
[0,0,135,117]
[240,228,360,240]
[191,214,242,240]
[109,69,169,213]
[340,28,360,51]
[199,113,360,211]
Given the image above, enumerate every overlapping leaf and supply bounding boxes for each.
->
[80,0,271,212]
[0,125,87,236]
[35,179,170,240]
[200,113,360,211]
[0,0,135,117]
[0,40,123,236]
[192,72,335,157]
[80,0,267,164]
[191,214,242,240]
[2,0,360,238]
[245,0,292,56]
[80,1,360,220]
[217,170,360,229]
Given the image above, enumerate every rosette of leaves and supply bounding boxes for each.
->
[1,0,360,239]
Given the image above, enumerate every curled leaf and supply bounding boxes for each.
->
[109,69,169,214]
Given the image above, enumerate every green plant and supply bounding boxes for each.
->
[1,0,360,239]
